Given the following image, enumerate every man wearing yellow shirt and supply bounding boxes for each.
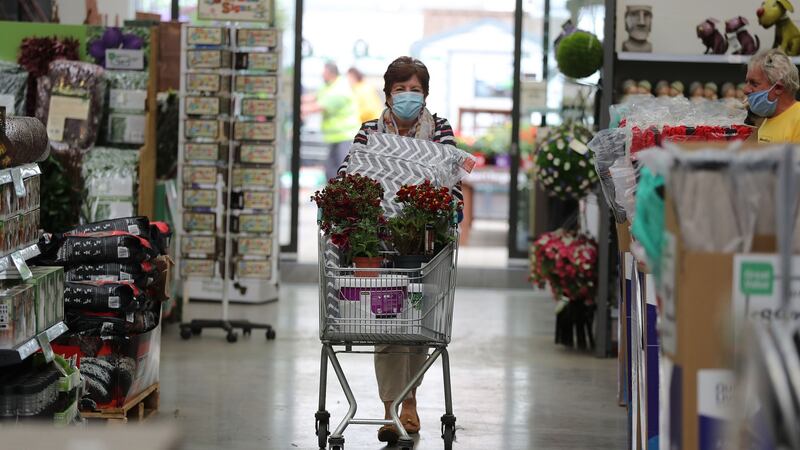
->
[744,49,800,143]
[347,67,383,123]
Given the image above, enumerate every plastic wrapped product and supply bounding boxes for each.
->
[589,128,630,222]
[66,261,158,287]
[0,116,50,168]
[148,222,172,256]
[36,60,106,152]
[0,61,28,115]
[35,231,158,265]
[64,309,158,336]
[81,148,139,222]
[64,280,148,312]
[668,153,743,252]
[0,285,34,349]
[69,216,150,237]
[345,134,475,218]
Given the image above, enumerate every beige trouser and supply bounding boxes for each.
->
[375,345,428,402]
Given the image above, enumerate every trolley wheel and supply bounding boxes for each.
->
[316,421,328,449]
[226,332,238,343]
[180,328,192,340]
[330,446,342,450]
[442,424,455,450]
[398,437,414,450]
[266,329,276,340]
[191,327,202,335]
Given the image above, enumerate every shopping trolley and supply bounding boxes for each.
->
[314,226,459,450]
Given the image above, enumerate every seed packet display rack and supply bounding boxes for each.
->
[176,24,280,342]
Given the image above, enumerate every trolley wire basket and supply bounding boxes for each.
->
[317,228,458,346]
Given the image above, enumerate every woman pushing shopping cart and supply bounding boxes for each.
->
[313,56,474,450]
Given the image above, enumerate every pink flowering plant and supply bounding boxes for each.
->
[530,229,598,302]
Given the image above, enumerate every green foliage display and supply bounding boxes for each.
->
[555,31,603,79]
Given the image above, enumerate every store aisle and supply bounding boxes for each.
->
[158,286,625,450]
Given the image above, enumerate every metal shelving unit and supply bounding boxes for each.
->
[0,321,68,367]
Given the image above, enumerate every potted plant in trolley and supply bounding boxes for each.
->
[388,180,463,274]
[312,173,386,276]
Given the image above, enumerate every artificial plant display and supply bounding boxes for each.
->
[533,123,598,201]
[86,27,151,69]
[17,35,80,116]
[555,31,603,79]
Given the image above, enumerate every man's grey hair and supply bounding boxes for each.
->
[749,48,800,94]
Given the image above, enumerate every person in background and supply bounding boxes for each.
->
[743,48,800,143]
[347,67,383,123]
[338,56,462,445]
[301,61,361,180]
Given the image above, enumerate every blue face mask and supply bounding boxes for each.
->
[747,84,778,118]
[391,92,425,120]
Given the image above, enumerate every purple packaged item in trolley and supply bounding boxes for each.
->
[337,276,408,316]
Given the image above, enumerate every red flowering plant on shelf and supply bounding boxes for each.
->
[311,174,386,267]
[529,229,598,303]
[388,180,463,257]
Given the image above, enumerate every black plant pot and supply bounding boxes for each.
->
[393,254,431,279]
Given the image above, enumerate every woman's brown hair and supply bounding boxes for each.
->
[383,56,430,99]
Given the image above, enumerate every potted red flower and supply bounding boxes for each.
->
[529,229,598,303]
[312,174,386,275]
[388,180,463,272]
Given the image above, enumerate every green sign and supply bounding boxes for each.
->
[740,262,774,295]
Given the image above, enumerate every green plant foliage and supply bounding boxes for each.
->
[556,31,603,79]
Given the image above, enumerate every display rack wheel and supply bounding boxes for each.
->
[243,328,252,336]
[266,329,276,340]
[191,327,202,336]
[226,332,238,343]
[180,328,192,340]
[442,424,455,450]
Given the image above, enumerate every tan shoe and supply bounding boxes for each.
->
[400,411,420,434]
[378,424,399,444]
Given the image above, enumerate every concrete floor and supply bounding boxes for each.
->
[157,284,626,450]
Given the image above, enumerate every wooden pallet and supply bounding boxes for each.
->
[81,383,160,424]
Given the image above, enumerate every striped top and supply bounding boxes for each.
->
[337,116,463,203]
